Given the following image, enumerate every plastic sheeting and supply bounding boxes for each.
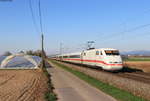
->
[0,55,41,68]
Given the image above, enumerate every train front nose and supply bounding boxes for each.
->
[104,57,123,70]
[106,65,123,71]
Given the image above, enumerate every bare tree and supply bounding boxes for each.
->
[19,51,24,54]
[3,51,12,56]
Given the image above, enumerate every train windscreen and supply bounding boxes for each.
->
[105,50,120,55]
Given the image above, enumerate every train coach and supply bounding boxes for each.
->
[55,48,123,71]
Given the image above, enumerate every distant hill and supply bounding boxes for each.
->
[121,50,150,56]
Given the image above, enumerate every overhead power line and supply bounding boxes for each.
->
[29,0,45,67]
[29,0,40,33]
[29,0,44,34]
[38,0,43,34]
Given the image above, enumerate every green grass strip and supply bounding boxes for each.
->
[124,58,150,61]
[45,93,57,101]
[51,60,148,101]
[43,67,57,101]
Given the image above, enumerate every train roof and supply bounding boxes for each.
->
[83,48,118,52]
[98,48,118,50]
[59,52,81,56]
[58,48,119,56]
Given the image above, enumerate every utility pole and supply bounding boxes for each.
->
[60,43,62,60]
[60,43,62,55]
[41,34,44,53]
[41,34,45,68]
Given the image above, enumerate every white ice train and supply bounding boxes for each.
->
[54,48,123,71]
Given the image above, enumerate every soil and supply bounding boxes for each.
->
[0,69,48,101]
[124,61,150,72]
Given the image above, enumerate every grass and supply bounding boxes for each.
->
[51,60,148,101]
[124,58,150,61]
[43,67,57,101]
[45,93,57,101]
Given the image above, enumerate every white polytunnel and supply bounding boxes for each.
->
[0,54,42,69]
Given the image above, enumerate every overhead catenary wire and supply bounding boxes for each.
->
[95,8,150,42]
[94,23,150,43]
[74,23,150,51]
[117,23,150,34]
[63,19,150,52]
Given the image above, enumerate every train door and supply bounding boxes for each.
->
[81,52,83,64]
[86,51,92,66]
[81,51,86,65]
[95,50,103,67]
[90,50,96,66]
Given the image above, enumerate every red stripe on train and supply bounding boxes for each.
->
[63,58,122,66]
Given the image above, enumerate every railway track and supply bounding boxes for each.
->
[116,72,150,84]
[56,60,150,84]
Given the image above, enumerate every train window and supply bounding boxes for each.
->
[100,51,103,55]
[96,51,99,55]
[84,53,86,56]
[70,55,80,58]
[105,50,120,55]
[63,56,68,58]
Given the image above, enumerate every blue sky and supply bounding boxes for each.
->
[0,0,150,55]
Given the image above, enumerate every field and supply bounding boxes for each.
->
[0,69,48,101]
[124,61,150,72]
[124,57,150,61]
[122,56,150,72]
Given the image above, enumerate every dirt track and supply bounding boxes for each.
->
[48,61,116,101]
[0,69,48,101]
[124,61,150,72]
